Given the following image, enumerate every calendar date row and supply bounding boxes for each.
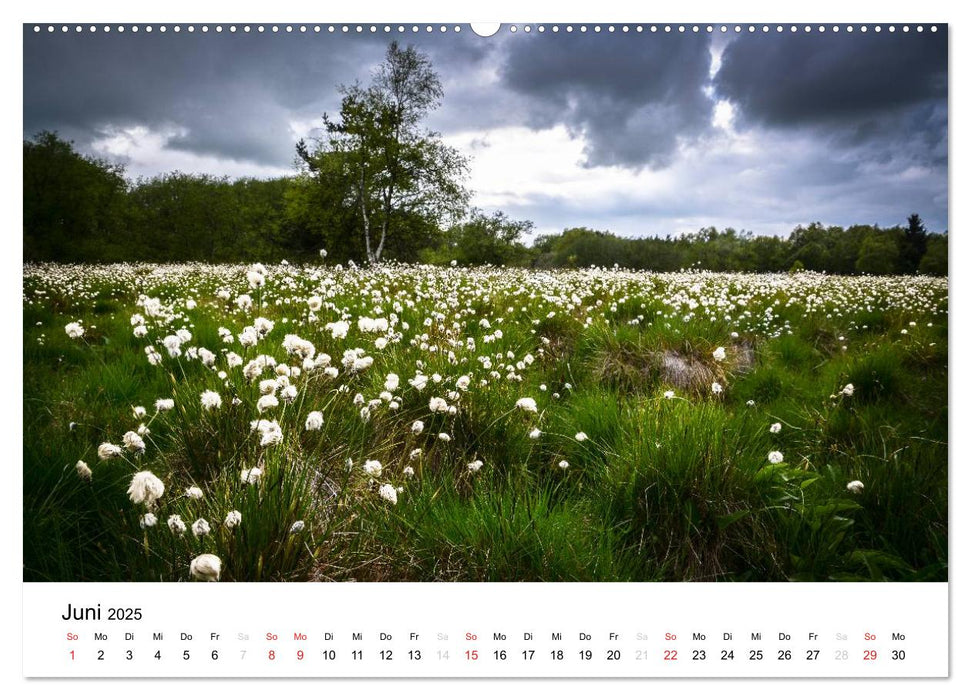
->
[68,646,907,664]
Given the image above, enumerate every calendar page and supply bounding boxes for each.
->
[18,0,955,688]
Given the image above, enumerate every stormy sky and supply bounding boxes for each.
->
[22,24,948,238]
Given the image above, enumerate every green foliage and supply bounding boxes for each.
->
[841,350,905,404]
[424,209,532,266]
[594,401,796,580]
[22,132,946,276]
[530,221,944,276]
[23,264,947,582]
[357,481,640,581]
[24,131,128,261]
[297,41,470,263]
[126,173,292,262]
[901,213,929,273]
[919,234,948,276]
[856,231,901,275]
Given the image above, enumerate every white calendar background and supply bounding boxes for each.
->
[22,582,947,677]
[8,0,967,694]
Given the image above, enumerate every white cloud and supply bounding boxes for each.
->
[90,124,291,180]
[446,125,673,210]
[712,100,735,131]
[445,120,943,240]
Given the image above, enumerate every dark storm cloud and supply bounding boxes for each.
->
[708,28,948,234]
[498,30,715,169]
[715,29,947,168]
[715,29,946,127]
[22,26,493,167]
[22,25,948,237]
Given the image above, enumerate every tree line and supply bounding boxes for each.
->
[533,220,946,276]
[23,42,946,276]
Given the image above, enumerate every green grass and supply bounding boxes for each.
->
[22,264,948,582]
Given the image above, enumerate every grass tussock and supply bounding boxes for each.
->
[23,263,947,582]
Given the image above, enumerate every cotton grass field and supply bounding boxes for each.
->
[23,263,948,582]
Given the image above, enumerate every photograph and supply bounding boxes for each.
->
[23,23,947,583]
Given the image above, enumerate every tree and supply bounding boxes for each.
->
[748,235,788,272]
[901,213,929,273]
[297,42,469,263]
[787,222,832,271]
[126,173,236,261]
[855,232,899,275]
[430,209,532,266]
[283,164,365,263]
[23,131,128,261]
[918,234,947,276]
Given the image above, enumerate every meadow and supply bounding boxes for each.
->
[22,262,948,582]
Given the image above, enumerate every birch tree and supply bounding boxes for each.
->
[297,42,469,263]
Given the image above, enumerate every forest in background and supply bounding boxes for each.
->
[23,130,947,275]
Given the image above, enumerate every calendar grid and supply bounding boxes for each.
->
[24,582,948,678]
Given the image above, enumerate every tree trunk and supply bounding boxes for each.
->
[374,179,394,263]
[360,170,374,264]
[375,217,388,263]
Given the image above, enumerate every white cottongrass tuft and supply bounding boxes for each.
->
[75,460,92,480]
[257,394,279,413]
[64,322,85,339]
[140,513,158,529]
[192,518,211,537]
[251,419,283,446]
[305,411,324,431]
[224,510,242,528]
[185,486,204,500]
[246,265,266,288]
[167,514,187,535]
[769,422,782,434]
[97,442,123,461]
[200,390,222,410]
[240,467,263,485]
[127,471,165,507]
[767,451,784,464]
[289,520,306,534]
[325,320,350,339]
[846,480,865,494]
[378,483,398,505]
[409,373,429,390]
[189,554,222,581]
[123,430,146,454]
[515,397,538,413]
